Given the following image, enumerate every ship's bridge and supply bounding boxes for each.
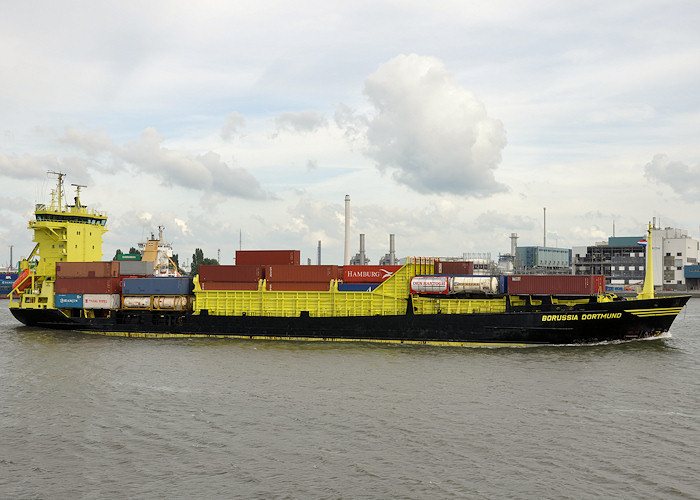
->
[33,203,107,226]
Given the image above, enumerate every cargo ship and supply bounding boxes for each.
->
[8,173,691,346]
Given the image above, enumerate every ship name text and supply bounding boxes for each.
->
[541,312,623,322]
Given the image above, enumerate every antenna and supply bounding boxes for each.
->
[71,183,87,207]
[48,171,65,210]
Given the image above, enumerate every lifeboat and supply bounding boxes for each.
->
[12,269,34,292]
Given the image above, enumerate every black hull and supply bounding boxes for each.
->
[10,295,691,345]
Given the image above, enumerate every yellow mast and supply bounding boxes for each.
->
[637,223,654,300]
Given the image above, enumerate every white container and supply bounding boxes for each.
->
[83,294,121,309]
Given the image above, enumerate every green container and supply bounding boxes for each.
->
[116,253,142,261]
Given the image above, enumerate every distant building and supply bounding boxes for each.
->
[515,246,572,274]
[573,236,646,291]
[652,227,699,290]
[572,228,700,291]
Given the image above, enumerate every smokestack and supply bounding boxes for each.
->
[510,233,518,256]
[317,240,321,265]
[344,195,350,265]
[359,234,366,265]
[543,207,547,247]
[389,234,395,265]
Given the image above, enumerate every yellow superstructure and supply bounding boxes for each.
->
[9,172,107,310]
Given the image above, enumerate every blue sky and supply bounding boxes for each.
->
[2,1,700,268]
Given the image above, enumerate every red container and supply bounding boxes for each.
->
[199,265,263,282]
[54,277,122,294]
[236,250,300,266]
[434,261,474,275]
[265,282,331,291]
[200,281,259,291]
[266,265,340,282]
[507,275,605,295]
[343,265,402,283]
[56,261,120,278]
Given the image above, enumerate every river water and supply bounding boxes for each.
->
[1,299,699,499]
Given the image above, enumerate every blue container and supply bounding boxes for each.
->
[338,283,380,292]
[122,277,193,296]
[498,275,508,294]
[55,293,83,308]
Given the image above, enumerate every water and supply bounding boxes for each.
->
[1,300,700,499]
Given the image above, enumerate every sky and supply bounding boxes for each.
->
[2,0,700,269]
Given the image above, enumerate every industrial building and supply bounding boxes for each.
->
[573,237,646,291]
[572,228,699,291]
[514,246,572,274]
[651,227,699,290]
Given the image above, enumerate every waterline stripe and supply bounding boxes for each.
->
[76,330,530,347]
[624,307,683,317]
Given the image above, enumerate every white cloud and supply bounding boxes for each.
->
[475,211,535,231]
[0,153,58,179]
[359,54,508,196]
[645,154,700,202]
[62,127,272,201]
[274,111,327,135]
[221,112,246,142]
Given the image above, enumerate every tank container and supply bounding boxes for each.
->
[123,296,151,308]
[410,276,450,294]
[153,296,191,310]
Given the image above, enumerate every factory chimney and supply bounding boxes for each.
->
[344,195,350,266]
[543,207,547,247]
[359,234,366,265]
[389,234,395,265]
